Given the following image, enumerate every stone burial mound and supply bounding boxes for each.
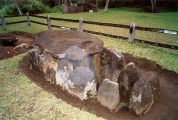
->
[28,30,160,116]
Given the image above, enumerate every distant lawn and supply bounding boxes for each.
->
[45,7,178,30]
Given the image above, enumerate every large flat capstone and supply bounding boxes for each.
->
[34,30,104,56]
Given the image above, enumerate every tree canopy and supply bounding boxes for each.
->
[0,0,177,15]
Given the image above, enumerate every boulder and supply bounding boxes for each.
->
[28,48,42,70]
[60,46,94,71]
[118,62,141,103]
[64,67,96,100]
[91,53,103,85]
[101,48,125,82]
[141,71,160,99]
[129,71,160,115]
[45,61,58,84]
[97,79,120,110]
[56,59,73,86]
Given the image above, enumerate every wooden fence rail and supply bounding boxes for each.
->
[1,14,178,50]
[31,15,178,35]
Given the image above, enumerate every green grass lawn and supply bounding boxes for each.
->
[0,7,178,119]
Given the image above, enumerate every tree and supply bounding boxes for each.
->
[12,0,22,15]
[151,0,156,13]
[104,0,109,12]
[95,0,98,7]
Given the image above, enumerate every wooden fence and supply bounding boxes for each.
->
[0,14,178,50]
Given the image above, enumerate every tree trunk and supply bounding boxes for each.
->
[104,0,109,12]
[58,0,60,5]
[151,0,156,13]
[64,0,67,5]
[95,0,98,7]
[13,0,22,15]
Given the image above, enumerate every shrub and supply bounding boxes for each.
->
[27,0,50,14]
[51,5,62,13]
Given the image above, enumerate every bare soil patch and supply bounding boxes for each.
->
[0,31,33,59]
[1,32,178,120]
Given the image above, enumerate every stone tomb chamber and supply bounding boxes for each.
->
[28,30,160,116]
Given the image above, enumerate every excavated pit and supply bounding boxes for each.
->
[0,32,33,60]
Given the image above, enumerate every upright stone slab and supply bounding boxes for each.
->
[141,71,160,99]
[45,61,58,84]
[56,58,73,86]
[64,67,96,100]
[101,48,125,82]
[91,53,103,84]
[97,79,120,110]
[129,71,160,115]
[118,62,141,104]
[28,48,43,71]
[129,79,154,116]
[118,62,140,93]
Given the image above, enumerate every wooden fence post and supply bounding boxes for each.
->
[47,15,52,30]
[79,17,83,32]
[1,15,6,30]
[128,23,135,42]
[26,12,30,25]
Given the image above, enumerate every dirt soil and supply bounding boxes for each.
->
[1,32,178,120]
[0,31,33,59]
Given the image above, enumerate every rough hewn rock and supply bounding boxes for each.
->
[45,61,58,84]
[97,79,120,110]
[28,48,43,71]
[28,48,57,74]
[101,48,125,82]
[64,67,96,100]
[129,71,160,115]
[55,46,94,87]
[141,71,160,99]
[118,62,141,103]
[129,80,154,116]
[91,53,103,84]
[56,59,73,86]
[46,67,56,84]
